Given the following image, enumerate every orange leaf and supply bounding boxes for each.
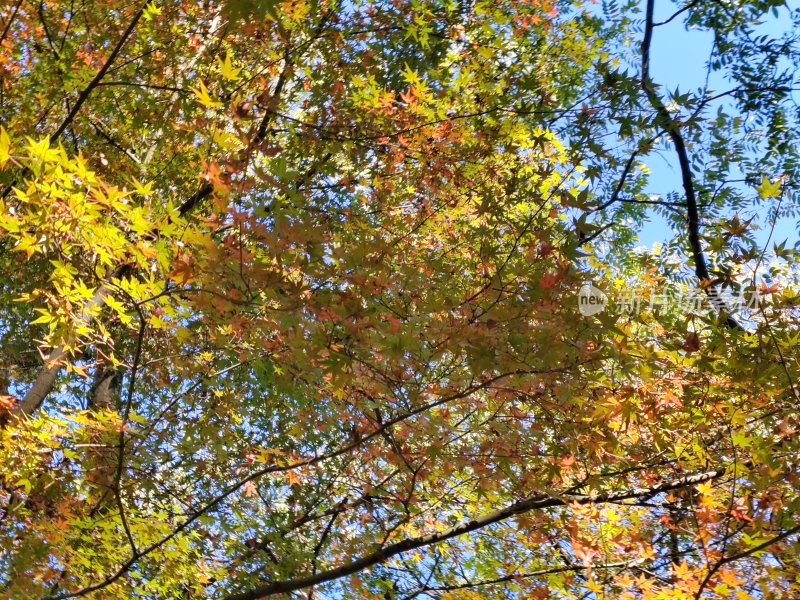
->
[730,507,753,523]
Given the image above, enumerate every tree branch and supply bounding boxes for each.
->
[641,0,742,330]
[43,367,578,599]
[1,3,145,202]
[223,469,724,600]
[0,0,23,47]
[401,558,645,599]
[12,16,299,416]
[13,263,130,416]
[50,4,146,143]
[693,523,800,599]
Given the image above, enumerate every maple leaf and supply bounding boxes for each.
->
[755,176,782,198]
[191,80,223,108]
[759,282,780,295]
[572,539,600,568]
[1,2,799,598]
[559,454,576,468]
[0,127,10,166]
[217,54,242,81]
[539,272,561,289]
[682,332,700,354]
[730,507,754,523]
[242,481,258,498]
[719,568,743,587]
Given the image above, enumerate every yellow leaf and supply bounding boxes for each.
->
[15,234,39,258]
[25,136,51,161]
[66,363,90,378]
[142,1,161,21]
[130,177,154,196]
[191,80,223,108]
[756,176,781,199]
[217,54,241,81]
[696,481,713,496]
[0,127,10,167]
[30,309,53,325]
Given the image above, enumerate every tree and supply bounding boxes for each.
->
[0,0,798,598]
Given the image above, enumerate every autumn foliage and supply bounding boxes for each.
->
[0,0,799,598]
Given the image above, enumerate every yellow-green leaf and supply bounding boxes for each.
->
[191,80,223,108]
[217,54,241,81]
[756,176,781,199]
[0,127,10,167]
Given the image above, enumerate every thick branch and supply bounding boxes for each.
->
[44,368,579,599]
[641,0,742,330]
[13,264,128,416]
[223,469,724,600]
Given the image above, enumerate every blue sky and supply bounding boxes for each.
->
[637,1,799,249]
